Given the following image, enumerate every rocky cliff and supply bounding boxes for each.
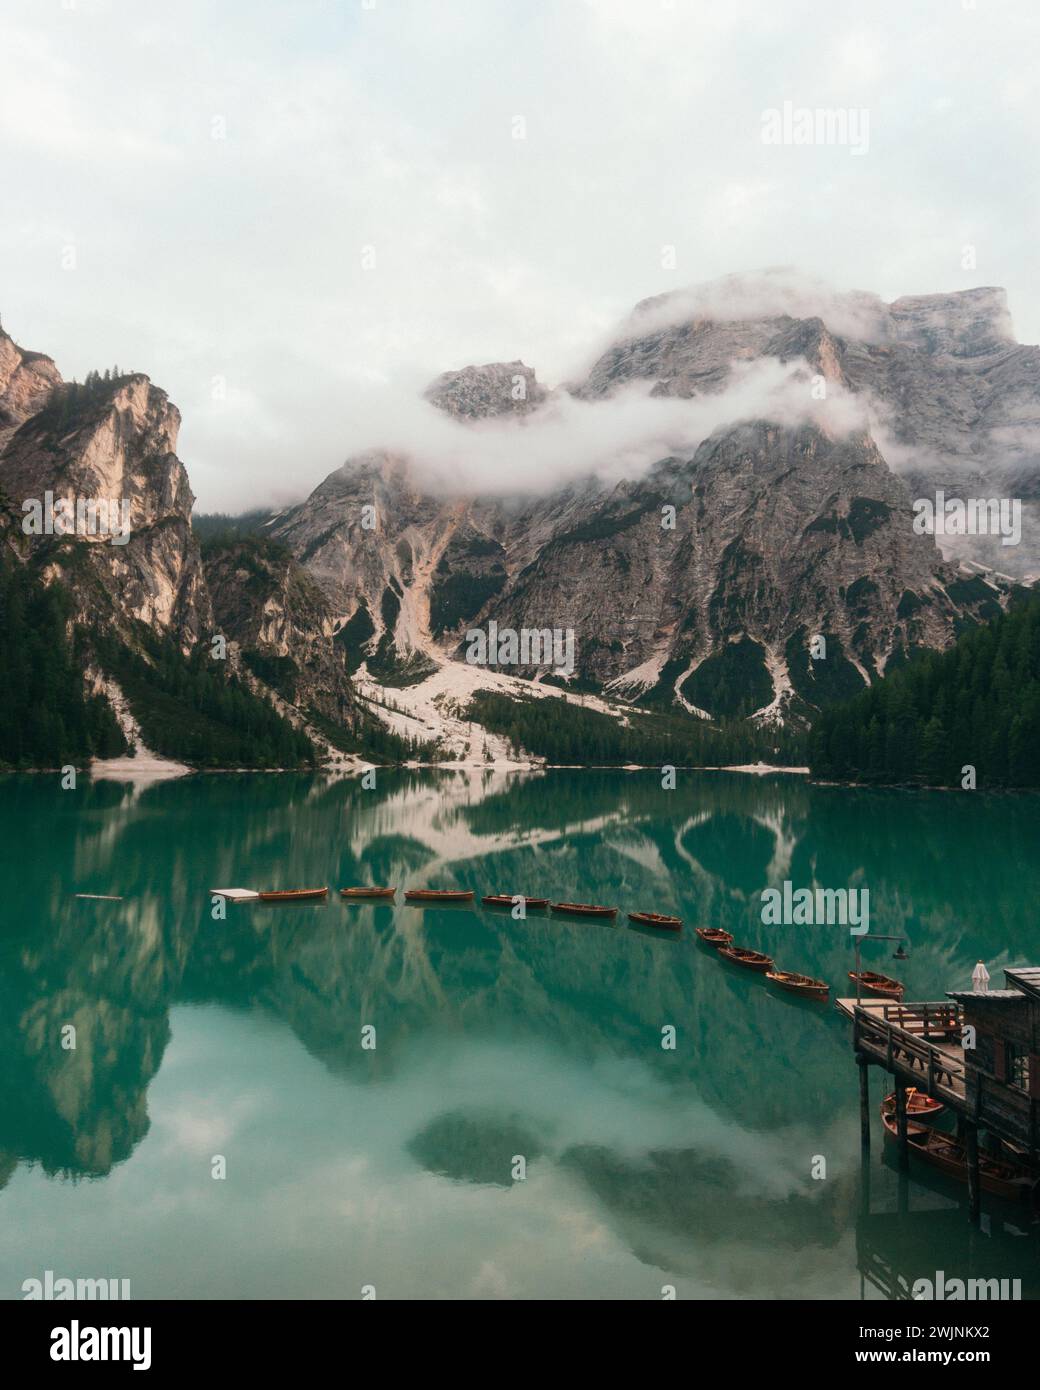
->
[581,278,1039,576]
[423,360,547,419]
[0,327,360,767]
[0,356,210,647]
[202,535,362,734]
[0,327,61,445]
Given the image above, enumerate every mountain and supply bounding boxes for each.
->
[1,366,210,647]
[423,360,548,419]
[488,422,965,716]
[269,278,1034,729]
[3,275,1036,768]
[0,330,362,769]
[583,278,1039,575]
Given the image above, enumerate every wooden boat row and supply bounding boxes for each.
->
[216,883,690,937]
[849,969,905,999]
[881,1110,1034,1201]
[237,892,831,1012]
[249,888,677,924]
[765,970,829,1001]
[482,898,680,926]
[880,1089,944,1120]
[700,930,830,999]
[694,927,902,1007]
[344,893,682,927]
[259,886,486,904]
[718,946,774,972]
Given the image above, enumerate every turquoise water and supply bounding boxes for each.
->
[1,769,1038,1299]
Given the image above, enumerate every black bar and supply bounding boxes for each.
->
[0,1298,1030,1372]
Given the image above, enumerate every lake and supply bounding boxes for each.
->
[1,768,1038,1299]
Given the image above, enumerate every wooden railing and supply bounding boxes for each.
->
[873,1000,962,1041]
[853,1001,967,1104]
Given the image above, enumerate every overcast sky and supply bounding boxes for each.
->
[2,0,1038,511]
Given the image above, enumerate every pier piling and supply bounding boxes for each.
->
[964,1122,980,1224]
[857,1054,870,1149]
[895,1081,909,1168]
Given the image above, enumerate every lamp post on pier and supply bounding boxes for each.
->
[853,932,909,1006]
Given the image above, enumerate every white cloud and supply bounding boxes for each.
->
[325,356,872,497]
[614,268,891,344]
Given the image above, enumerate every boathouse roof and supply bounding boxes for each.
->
[1005,966,1040,999]
[946,965,1040,1004]
[946,990,1021,1001]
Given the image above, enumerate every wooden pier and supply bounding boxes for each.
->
[845,973,1040,1223]
[840,998,966,1105]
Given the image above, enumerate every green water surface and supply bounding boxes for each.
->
[1,769,1038,1300]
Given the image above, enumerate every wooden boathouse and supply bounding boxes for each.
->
[842,966,1040,1220]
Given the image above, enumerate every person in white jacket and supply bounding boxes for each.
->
[972,960,991,992]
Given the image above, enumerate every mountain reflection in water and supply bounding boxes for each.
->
[1,769,1038,1299]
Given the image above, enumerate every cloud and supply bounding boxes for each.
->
[328,355,871,496]
[617,268,891,345]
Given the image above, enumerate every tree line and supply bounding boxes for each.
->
[467,691,807,767]
[96,630,317,769]
[0,551,126,767]
[32,368,136,437]
[809,596,1040,788]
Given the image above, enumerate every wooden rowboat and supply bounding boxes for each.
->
[766,969,829,1000]
[340,887,396,899]
[628,911,682,930]
[881,1089,944,1121]
[481,895,550,909]
[551,902,618,919]
[849,970,904,998]
[695,927,733,947]
[404,889,475,903]
[881,1111,1034,1201]
[257,887,328,902]
[718,945,774,972]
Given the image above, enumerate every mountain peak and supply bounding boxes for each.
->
[423,360,547,420]
[615,272,1019,359]
[887,286,1014,357]
[0,322,62,438]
